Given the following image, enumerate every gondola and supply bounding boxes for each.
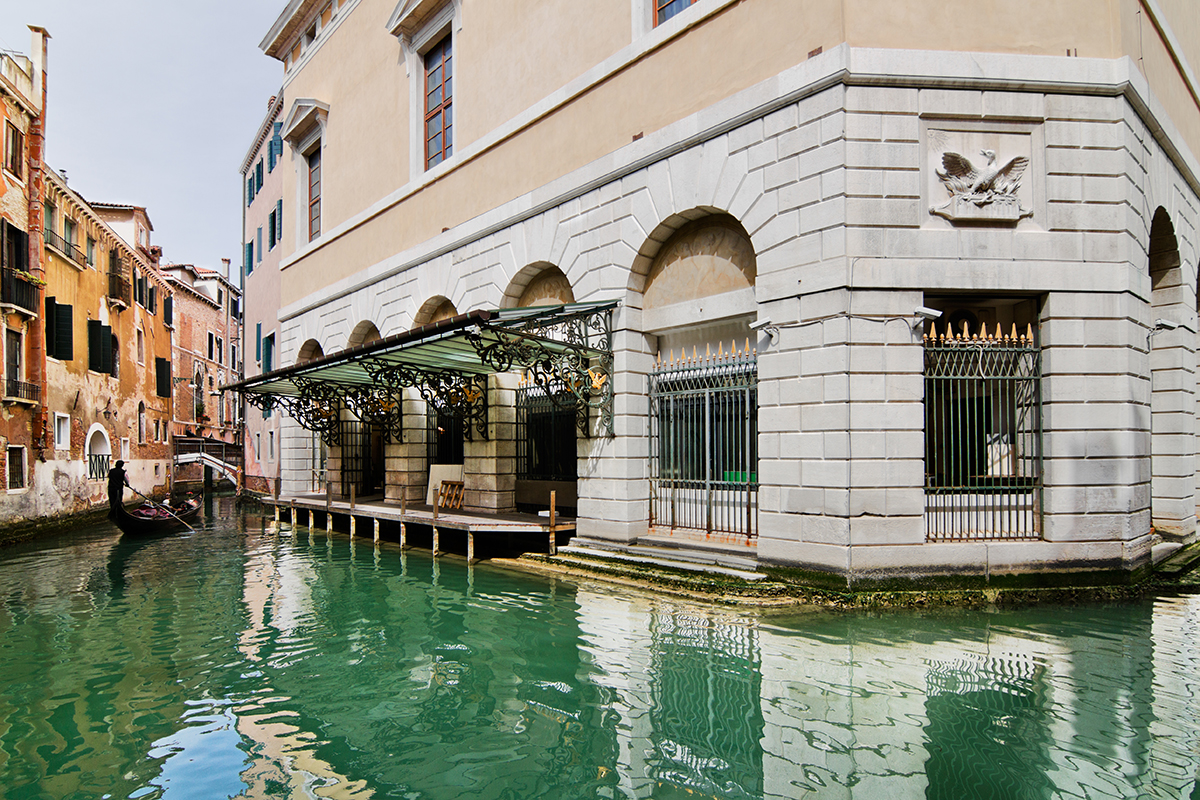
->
[108,497,201,537]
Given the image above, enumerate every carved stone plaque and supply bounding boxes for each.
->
[927,129,1034,225]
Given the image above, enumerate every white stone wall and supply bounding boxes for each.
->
[272,48,1200,577]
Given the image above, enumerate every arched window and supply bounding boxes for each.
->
[194,371,205,420]
[137,401,146,444]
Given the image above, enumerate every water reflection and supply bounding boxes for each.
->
[0,514,1197,799]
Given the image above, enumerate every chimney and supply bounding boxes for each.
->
[221,257,231,278]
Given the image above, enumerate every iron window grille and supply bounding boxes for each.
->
[427,408,464,466]
[924,326,1043,541]
[516,381,580,481]
[87,452,110,481]
[649,346,758,539]
[7,445,25,489]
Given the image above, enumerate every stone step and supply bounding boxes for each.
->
[558,543,766,581]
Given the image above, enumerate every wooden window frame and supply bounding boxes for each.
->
[307,148,321,241]
[4,122,23,179]
[654,0,697,26]
[423,34,453,170]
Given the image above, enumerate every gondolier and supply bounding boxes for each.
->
[106,460,200,535]
[107,460,130,518]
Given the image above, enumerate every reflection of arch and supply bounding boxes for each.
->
[297,339,325,364]
[503,262,575,308]
[413,297,458,326]
[347,320,382,349]
[636,212,755,309]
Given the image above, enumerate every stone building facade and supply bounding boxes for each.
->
[240,94,286,495]
[162,263,243,449]
[0,28,46,521]
[34,176,175,518]
[236,0,1200,582]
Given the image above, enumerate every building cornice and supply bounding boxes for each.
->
[239,92,285,175]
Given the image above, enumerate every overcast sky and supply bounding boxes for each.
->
[0,0,284,285]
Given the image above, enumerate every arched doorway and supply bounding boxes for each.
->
[637,212,760,540]
[340,321,385,498]
[85,424,111,481]
[507,267,580,513]
[1148,207,1196,538]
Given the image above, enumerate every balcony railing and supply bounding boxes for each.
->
[108,271,131,305]
[45,228,87,267]
[4,379,40,403]
[0,269,38,314]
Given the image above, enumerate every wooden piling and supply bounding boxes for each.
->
[549,490,557,556]
[374,517,380,542]
[350,485,356,510]
[432,487,440,557]
[400,495,407,548]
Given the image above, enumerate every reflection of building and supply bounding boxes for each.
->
[572,587,1189,800]
[230,1,1200,581]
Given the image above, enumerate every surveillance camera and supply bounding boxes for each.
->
[915,307,942,320]
[1155,318,1180,330]
[749,318,774,331]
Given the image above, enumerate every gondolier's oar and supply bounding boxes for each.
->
[126,486,196,532]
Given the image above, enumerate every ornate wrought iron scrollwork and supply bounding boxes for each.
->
[362,359,490,441]
[343,386,405,443]
[466,322,614,438]
[286,377,348,446]
[419,372,489,441]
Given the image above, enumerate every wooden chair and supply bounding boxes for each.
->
[438,480,465,510]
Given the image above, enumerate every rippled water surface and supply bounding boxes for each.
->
[1,506,1199,799]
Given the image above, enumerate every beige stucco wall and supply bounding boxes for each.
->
[273,0,1200,308]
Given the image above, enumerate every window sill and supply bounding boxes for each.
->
[1,395,39,407]
[0,301,37,320]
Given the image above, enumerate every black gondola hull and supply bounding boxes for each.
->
[108,500,201,537]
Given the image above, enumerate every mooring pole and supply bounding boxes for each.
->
[549,490,557,556]
[400,494,407,549]
[432,488,440,557]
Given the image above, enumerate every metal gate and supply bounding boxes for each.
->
[924,330,1042,540]
[649,348,757,539]
[340,419,383,498]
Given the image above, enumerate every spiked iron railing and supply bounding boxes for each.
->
[649,340,758,540]
[924,322,1042,541]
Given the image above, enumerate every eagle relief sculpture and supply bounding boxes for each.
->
[931,148,1032,223]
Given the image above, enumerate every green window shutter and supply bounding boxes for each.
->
[155,358,171,398]
[245,241,253,275]
[100,325,113,373]
[256,322,262,361]
[88,319,102,371]
[164,295,173,325]
[45,296,57,357]
[276,199,283,242]
[55,302,73,360]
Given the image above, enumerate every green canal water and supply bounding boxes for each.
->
[1,504,1199,799]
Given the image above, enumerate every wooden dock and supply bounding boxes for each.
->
[265,492,574,561]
